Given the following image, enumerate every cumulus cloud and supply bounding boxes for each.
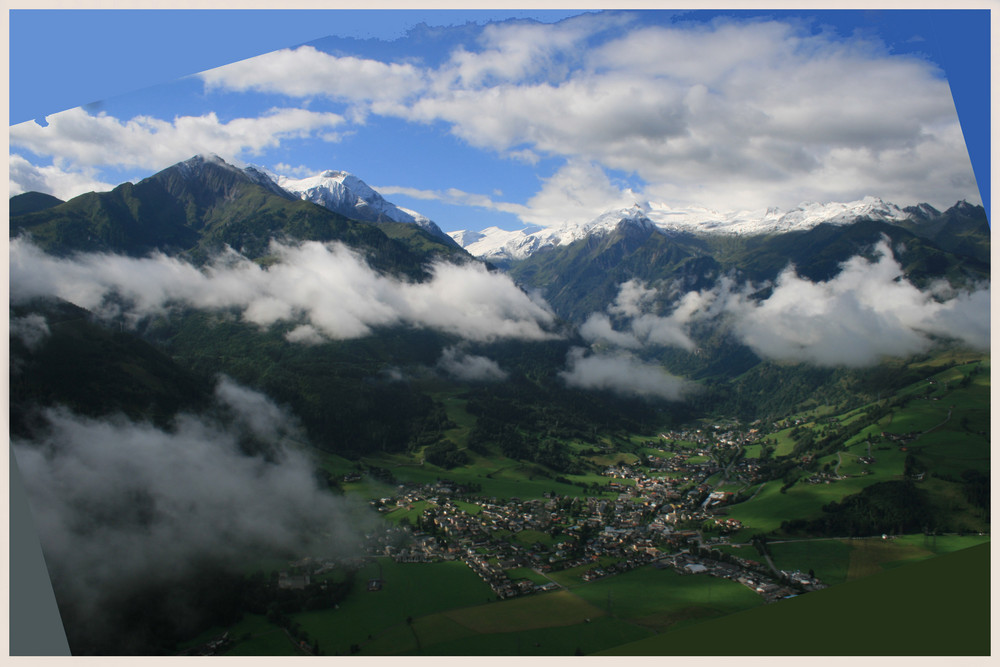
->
[583,241,991,367]
[581,279,724,352]
[197,14,977,217]
[8,15,978,230]
[9,238,558,343]
[437,345,509,381]
[559,347,692,400]
[9,107,345,178]
[200,45,427,111]
[9,153,116,200]
[731,241,991,366]
[12,378,374,646]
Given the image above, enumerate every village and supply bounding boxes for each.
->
[340,425,825,603]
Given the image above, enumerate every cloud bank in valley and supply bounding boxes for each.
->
[9,238,558,343]
[437,345,509,381]
[732,243,991,366]
[560,347,693,401]
[10,313,51,351]
[12,377,374,640]
[585,240,990,367]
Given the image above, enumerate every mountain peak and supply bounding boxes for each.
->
[277,169,458,247]
[947,199,983,216]
[175,153,237,176]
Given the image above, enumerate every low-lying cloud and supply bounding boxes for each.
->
[733,243,991,366]
[13,378,373,645]
[437,345,509,381]
[583,240,990,367]
[10,238,558,343]
[10,313,51,351]
[560,347,692,400]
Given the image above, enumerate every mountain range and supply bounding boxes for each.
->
[9,153,990,440]
[448,197,987,266]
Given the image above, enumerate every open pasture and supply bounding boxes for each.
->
[569,564,762,632]
[442,590,605,634]
[411,615,651,655]
[289,559,494,656]
[767,539,852,585]
[845,537,936,580]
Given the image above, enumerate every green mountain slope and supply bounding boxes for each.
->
[10,298,214,437]
[510,221,720,321]
[9,155,466,277]
[9,191,64,216]
[511,208,989,328]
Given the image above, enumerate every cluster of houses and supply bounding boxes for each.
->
[333,422,835,604]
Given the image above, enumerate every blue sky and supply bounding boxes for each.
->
[9,9,990,233]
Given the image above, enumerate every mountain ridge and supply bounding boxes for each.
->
[450,197,987,264]
[276,168,460,248]
[9,155,467,275]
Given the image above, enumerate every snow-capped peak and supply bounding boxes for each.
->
[276,169,456,246]
[451,196,940,262]
[448,206,661,264]
[175,153,237,177]
[278,170,417,224]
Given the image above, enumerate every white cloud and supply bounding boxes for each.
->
[9,153,116,200]
[12,379,373,641]
[579,313,642,349]
[581,279,711,352]
[10,313,51,351]
[376,183,532,218]
[196,15,977,218]
[9,238,558,344]
[559,347,691,400]
[731,241,991,366]
[200,46,427,111]
[9,107,345,176]
[583,241,990,368]
[519,160,640,227]
[437,345,508,381]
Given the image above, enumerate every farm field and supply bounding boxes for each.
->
[568,564,764,633]
[281,559,494,656]
[745,533,990,588]
[603,542,989,655]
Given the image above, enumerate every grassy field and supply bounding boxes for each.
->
[286,558,495,656]
[724,355,989,540]
[844,538,936,580]
[766,539,853,585]
[603,543,990,655]
[569,564,763,633]
[443,590,603,633]
[726,475,883,538]
[763,533,990,588]
[412,616,651,655]
[451,499,483,514]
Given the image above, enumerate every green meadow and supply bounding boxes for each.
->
[570,564,764,633]
[285,558,495,656]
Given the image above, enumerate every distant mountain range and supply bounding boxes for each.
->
[448,197,987,266]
